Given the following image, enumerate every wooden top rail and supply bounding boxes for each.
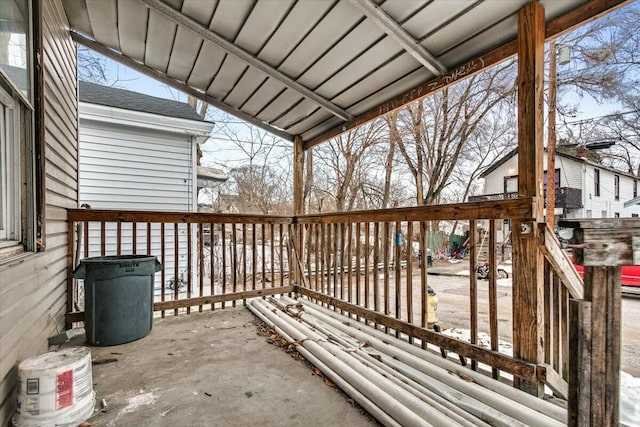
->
[67,209,294,224]
[559,218,640,266]
[537,223,584,299]
[296,198,534,224]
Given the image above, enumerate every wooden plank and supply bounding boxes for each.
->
[420,222,428,330]
[252,225,257,291]
[406,221,413,327]
[469,221,478,370]
[222,224,227,308]
[355,223,361,310]
[271,223,276,289]
[537,223,584,299]
[279,224,284,288]
[513,0,546,396]
[187,223,192,315]
[174,223,179,316]
[488,220,499,379]
[132,221,137,254]
[154,287,295,311]
[242,224,247,302]
[100,222,106,256]
[383,222,390,321]
[66,221,75,329]
[568,300,592,427]
[160,223,165,318]
[537,363,569,400]
[544,262,551,365]
[68,209,293,224]
[298,287,537,382]
[347,223,353,309]
[232,224,238,307]
[364,223,370,314]
[199,223,204,312]
[553,274,561,372]
[297,198,532,224]
[394,222,402,327]
[83,221,89,258]
[116,222,122,255]
[373,222,380,315]
[209,223,214,310]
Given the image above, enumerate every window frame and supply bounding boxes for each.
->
[614,175,620,201]
[594,169,601,197]
[0,0,38,261]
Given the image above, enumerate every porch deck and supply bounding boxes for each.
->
[79,307,377,427]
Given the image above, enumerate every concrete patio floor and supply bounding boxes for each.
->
[79,305,378,426]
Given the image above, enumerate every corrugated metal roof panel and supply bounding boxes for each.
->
[63,0,626,145]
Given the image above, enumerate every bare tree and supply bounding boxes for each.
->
[391,61,517,206]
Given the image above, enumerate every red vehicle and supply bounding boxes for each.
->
[571,261,640,287]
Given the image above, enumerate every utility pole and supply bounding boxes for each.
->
[547,40,557,230]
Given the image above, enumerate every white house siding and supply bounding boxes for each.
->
[78,114,201,296]
[0,0,77,423]
[79,121,195,211]
[481,152,640,219]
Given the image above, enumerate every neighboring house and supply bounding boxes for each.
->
[78,81,222,290]
[472,147,640,221]
[78,81,217,212]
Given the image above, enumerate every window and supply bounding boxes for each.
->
[634,180,638,198]
[594,169,600,197]
[615,212,620,218]
[633,214,639,218]
[586,210,592,218]
[0,0,35,259]
[614,175,620,200]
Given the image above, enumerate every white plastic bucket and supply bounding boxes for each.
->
[13,347,95,427]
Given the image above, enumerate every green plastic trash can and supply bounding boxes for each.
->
[74,255,162,346]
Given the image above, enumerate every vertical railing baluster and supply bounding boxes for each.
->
[242,224,247,304]
[373,222,380,323]
[394,221,402,337]
[383,222,390,333]
[271,223,275,288]
[305,223,312,290]
[232,224,238,307]
[279,224,284,289]
[561,285,569,379]
[100,222,106,256]
[469,220,478,371]
[355,223,361,314]
[262,224,266,292]
[553,273,561,372]
[132,221,137,255]
[198,223,204,313]
[406,221,413,331]
[117,222,122,255]
[420,222,427,341]
[339,223,345,302]
[544,261,552,364]
[488,220,499,379]
[252,224,257,291]
[210,222,215,310]
[186,223,192,315]
[83,221,89,258]
[222,223,228,309]
[364,222,370,320]
[347,223,353,312]
[174,222,179,316]
[160,222,165,318]
[332,223,338,304]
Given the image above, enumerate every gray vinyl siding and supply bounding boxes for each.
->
[79,120,194,212]
[0,0,77,423]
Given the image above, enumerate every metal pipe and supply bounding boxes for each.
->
[248,300,435,427]
[253,299,462,427]
[269,299,491,427]
[291,297,565,427]
[247,302,403,427]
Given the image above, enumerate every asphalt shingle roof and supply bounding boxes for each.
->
[79,81,207,122]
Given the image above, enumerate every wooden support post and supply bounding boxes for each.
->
[513,0,546,396]
[293,136,304,286]
[568,299,591,427]
[560,218,638,426]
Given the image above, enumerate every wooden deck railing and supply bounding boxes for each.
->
[66,210,295,323]
[66,199,589,398]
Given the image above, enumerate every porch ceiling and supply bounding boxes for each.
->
[62,0,625,146]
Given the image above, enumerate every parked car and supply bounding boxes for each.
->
[571,259,640,287]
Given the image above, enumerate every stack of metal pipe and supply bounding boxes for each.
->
[247,296,566,427]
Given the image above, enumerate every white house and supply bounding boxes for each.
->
[78,81,222,291]
[473,147,640,221]
[78,81,217,211]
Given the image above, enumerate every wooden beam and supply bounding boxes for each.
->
[139,0,352,122]
[513,0,546,396]
[349,0,447,76]
[67,208,293,224]
[297,287,538,382]
[154,286,295,311]
[296,197,533,224]
[303,0,632,150]
[537,223,584,299]
[537,363,569,400]
[70,32,294,142]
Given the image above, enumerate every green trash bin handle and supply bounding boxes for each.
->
[73,257,163,279]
